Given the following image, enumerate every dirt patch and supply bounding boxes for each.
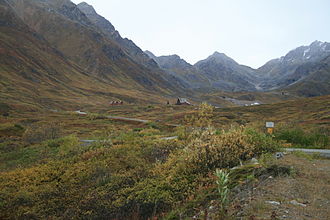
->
[232,155,330,219]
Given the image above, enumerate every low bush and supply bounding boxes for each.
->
[245,128,281,155]
[275,128,329,149]
[0,123,25,137]
[0,104,283,219]
[22,123,61,144]
[147,122,160,129]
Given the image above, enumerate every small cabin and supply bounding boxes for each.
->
[110,101,124,106]
[176,98,191,105]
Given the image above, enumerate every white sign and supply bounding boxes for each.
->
[266,122,275,128]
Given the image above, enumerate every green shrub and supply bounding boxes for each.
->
[245,128,281,155]
[291,150,321,160]
[139,128,161,136]
[133,128,143,132]
[147,122,160,129]
[275,128,329,149]
[58,135,81,156]
[186,127,255,172]
[0,104,286,220]
[87,113,107,120]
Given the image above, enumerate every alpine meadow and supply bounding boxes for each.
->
[1,0,330,219]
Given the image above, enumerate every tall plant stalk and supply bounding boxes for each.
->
[215,169,230,218]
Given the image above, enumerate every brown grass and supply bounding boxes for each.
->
[234,154,330,219]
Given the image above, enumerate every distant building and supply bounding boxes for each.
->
[176,98,191,105]
[110,101,123,105]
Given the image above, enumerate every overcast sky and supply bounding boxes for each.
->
[71,0,330,68]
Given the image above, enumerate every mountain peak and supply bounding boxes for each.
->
[209,51,232,59]
[210,51,227,58]
[144,51,192,69]
[77,2,97,15]
[212,51,224,56]
[204,51,237,65]
[144,50,157,60]
[311,40,323,46]
[165,54,181,59]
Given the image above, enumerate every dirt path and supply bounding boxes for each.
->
[106,115,150,123]
[236,155,330,219]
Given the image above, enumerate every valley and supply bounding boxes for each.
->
[0,95,329,219]
[0,0,329,219]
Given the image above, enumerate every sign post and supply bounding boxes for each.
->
[266,122,275,134]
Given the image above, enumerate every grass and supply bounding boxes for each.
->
[274,128,329,149]
[0,97,329,219]
[234,154,330,219]
[0,123,25,137]
[291,151,322,161]
[0,104,283,219]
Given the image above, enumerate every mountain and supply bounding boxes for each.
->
[146,51,258,91]
[1,0,329,108]
[0,0,177,109]
[145,51,210,88]
[284,55,330,97]
[194,52,258,91]
[257,41,330,90]
[0,0,191,109]
[0,0,108,109]
[147,41,330,95]
[77,2,157,69]
[6,0,185,91]
[77,2,188,90]
[145,52,191,70]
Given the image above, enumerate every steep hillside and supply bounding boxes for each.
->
[5,0,183,94]
[0,0,105,109]
[257,41,330,90]
[0,0,180,110]
[285,55,330,97]
[77,2,158,69]
[1,0,329,108]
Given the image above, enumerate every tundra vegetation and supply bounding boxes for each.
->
[0,103,287,219]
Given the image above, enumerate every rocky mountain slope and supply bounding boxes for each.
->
[6,0,185,89]
[0,0,180,109]
[194,52,258,91]
[257,41,330,90]
[146,41,330,94]
[284,55,330,97]
[77,2,157,69]
[1,0,329,110]
[0,0,190,109]
[144,51,210,88]
[146,51,258,91]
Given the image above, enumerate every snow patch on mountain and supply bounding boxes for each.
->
[303,48,310,57]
